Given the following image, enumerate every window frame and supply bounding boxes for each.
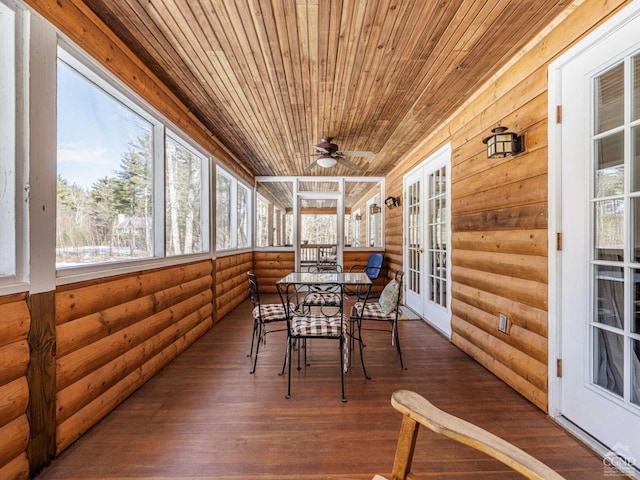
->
[55,42,213,283]
[0,0,28,294]
[366,194,382,248]
[215,164,252,253]
[165,128,211,258]
[236,181,251,249]
[254,176,385,253]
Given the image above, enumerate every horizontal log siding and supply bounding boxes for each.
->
[215,252,253,320]
[252,250,388,294]
[0,294,30,480]
[253,251,295,293]
[384,0,630,412]
[54,260,214,453]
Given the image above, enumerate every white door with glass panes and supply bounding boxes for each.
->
[403,145,451,336]
[558,7,640,469]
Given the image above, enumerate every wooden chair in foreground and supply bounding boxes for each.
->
[374,390,567,480]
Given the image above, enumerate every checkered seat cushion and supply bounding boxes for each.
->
[303,291,341,306]
[253,303,290,322]
[291,314,345,337]
[353,301,396,320]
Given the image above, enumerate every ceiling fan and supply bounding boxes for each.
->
[305,137,375,171]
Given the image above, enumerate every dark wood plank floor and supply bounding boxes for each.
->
[37,296,607,479]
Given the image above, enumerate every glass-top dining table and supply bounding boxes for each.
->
[276,271,372,288]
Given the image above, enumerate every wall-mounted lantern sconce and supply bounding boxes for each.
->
[482,126,524,158]
[385,196,400,209]
[369,203,381,215]
[353,214,362,221]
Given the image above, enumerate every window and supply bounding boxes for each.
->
[255,180,293,247]
[345,179,382,249]
[216,167,251,251]
[166,132,208,256]
[352,210,361,247]
[56,49,210,268]
[255,195,269,247]
[367,195,382,247]
[0,1,17,280]
[57,55,154,266]
[216,171,232,250]
[237,183,250,249]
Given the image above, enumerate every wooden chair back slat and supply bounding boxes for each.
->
[375,390,567,480]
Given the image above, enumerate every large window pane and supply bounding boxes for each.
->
[216,168,251,250]
[237,184,250,248]
[345,180,382,248]
[367,195,382,247]
[256,196,269,247]
[57,58,153,267]
[256,181,293,247]
[300,198,337,245]
[216,172,231,250]
[0,2,16,277]
[166,134,204,256]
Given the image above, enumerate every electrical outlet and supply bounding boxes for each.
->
[498,313,510,334]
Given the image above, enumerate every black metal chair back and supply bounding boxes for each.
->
[247,271,288,374]
[280,281,349,402]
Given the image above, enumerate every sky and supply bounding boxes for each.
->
[57,60,150,189]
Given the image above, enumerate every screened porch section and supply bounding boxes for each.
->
[254,178,385,270]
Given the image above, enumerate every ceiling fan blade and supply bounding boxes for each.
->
[305,159,319,171]
[337,150,375,158]
[336,157,361,171]
[314,146,331,154]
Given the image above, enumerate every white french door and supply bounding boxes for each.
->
[556,5,640,471]
[403,144,451,336]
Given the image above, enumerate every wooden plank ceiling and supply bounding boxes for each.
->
[81,0,569,177]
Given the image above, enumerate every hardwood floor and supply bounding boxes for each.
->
[37,296,607,479]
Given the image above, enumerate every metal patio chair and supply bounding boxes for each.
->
[351,270,405,379]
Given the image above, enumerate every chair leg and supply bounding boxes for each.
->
[394,321,405,370]
[279,336,289,376]
[286,337,293,399]
[248,317,259,358]
[340,334,347,403]
[357,317,371,380]
[304,338,310,367]
[250,321,263,374]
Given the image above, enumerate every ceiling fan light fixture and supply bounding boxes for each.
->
[316,155,337,168]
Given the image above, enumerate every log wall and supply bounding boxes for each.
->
[0,294,30,480]
[251,250,388,295]
[216,252,253,320]
[54,260,214,453]
[253,251,295,294]
[384,0,630,412]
